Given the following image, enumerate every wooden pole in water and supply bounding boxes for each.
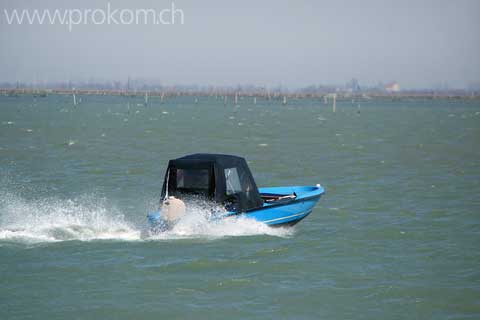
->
[144,91,148,106]
[160,92,165,104]
[72,89,77,106]
[332,94,336,113]
[234,92,238,105]
[253,96,257,105]
[224,95,228,106]
[282,95,287,105]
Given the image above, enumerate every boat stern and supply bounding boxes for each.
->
[146,210,172,232]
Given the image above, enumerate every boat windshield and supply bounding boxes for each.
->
[225,167,242,195]
[176,168,210,193]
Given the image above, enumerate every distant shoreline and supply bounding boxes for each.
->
[1,87,479,100]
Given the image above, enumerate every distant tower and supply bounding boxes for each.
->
[348,78,360,92]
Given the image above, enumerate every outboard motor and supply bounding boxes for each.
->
[147,196,186,232]
[162,196,186,221]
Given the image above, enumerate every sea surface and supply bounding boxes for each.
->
[1,95,479,319]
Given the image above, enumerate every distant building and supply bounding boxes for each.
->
[385,82,400,92]
[345,78,361,92]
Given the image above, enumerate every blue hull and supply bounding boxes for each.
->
[147,185,325,229]
[228,185,325,226]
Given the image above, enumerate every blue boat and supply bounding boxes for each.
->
[147,154,325,230]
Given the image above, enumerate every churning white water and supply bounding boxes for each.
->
[0,191,293,244]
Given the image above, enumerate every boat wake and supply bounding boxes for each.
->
[0,191,292,244]
[0,192,140,243]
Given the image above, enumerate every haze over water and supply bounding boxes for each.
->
[0,95,479,319]
[1,0,479,88]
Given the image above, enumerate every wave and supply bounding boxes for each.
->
[0,192,140,243]
[0,191,292,244]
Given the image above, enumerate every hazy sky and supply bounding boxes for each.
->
[1,0,479,88]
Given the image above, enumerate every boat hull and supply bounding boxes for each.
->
[230,185,324,226]
[147,185,325,229]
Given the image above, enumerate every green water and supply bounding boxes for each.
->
[1,95,479,319]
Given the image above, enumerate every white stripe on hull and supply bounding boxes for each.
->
[262,210,311,224]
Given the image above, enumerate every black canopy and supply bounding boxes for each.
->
[161,154,263,212]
